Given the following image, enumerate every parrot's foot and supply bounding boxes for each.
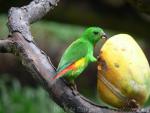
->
[70,83,77,90]
[71,88,79,96]
[61,78,79,96]
[69,82,79,96]
[122,99,140,112]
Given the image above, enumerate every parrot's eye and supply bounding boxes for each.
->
[93,31,99,35]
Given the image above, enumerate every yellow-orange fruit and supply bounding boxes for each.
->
[97,34,150,108]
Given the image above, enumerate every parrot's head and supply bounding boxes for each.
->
[82,27,107,45]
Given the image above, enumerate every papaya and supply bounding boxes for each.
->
[97,34,150,109]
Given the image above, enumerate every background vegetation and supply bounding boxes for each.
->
[0,0,150,113]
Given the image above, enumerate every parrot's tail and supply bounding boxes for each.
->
[52,64,75,81]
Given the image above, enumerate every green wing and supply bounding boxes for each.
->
[57,39,89,72]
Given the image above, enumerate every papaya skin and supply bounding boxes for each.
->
[97,34,150,109]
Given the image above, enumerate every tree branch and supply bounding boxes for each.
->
[0,0,149,113]
[8,0,59,42]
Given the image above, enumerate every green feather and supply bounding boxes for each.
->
[57,39,92,72]
[56,27,106,81]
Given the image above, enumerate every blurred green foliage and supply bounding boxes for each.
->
[0,75,65,113]
[0,15,8,38]
[31,21,84,41]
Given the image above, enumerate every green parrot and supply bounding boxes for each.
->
[52,27,106,84]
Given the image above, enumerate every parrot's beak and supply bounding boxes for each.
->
[102,34,108,40]
[101,34,108,43]
[99,34,108,48]
[94,34,108,47]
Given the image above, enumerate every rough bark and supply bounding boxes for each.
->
[0,0,149,113]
